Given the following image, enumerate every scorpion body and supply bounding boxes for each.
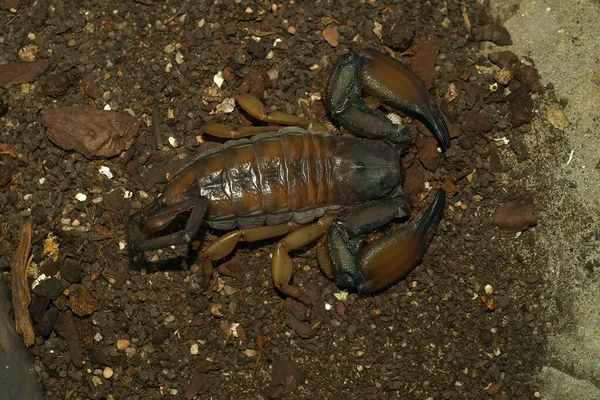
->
[128,49,452,324]
[162,129,401,231]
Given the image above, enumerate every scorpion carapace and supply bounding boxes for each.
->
[127,49,451,310]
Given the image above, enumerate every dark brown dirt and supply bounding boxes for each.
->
[0,1,546,399]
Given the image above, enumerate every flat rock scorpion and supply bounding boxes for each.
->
[127,49,451,311]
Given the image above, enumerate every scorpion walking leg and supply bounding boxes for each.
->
[201,93,327,139]
[327,190,446,293]
[271,215,336,305]
[202,221,301,287]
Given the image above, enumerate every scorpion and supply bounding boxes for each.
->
[127,49,451,310]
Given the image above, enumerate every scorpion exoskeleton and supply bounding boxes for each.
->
[127,49,451,310]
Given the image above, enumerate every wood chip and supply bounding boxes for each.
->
[0,59,50,89]
[10,223,34,347]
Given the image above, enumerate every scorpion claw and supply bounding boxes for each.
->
[358,189,446,293]
[327,190,446,293]
[325,49,451,151]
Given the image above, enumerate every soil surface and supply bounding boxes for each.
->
[0,1,550,399]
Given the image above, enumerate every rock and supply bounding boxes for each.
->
[416,136,441,171]
[461,111,494,133]
[42,105,139,159]
[67,284,100,316]
[117,339,130,350]
[382,18,415,51]
[488,142,503,173]
[33,277,64,300]
[217,257,249,280]
[495,193,538,232]
[184,372,208,399]
[61,259,84,284]
[40,73,71,98]
[411,39,440,90]
[282,283,325,338]
[493,68,513,86]
[478,329,493,345]
[33,305,59,338]
[474,23,512,46]
[103,189,125,211]
[54,311,83,366]
[546,108,570,130]
[403,163,425,195]
[322,25,339,47]
[488,51,518,68]
[268,360,308,399]
[509,95,534,128]
[103,367,114,379]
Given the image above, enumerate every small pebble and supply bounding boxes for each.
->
[116,339,130,350]
[103,367,113,379]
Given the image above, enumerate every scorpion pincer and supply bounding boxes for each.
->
[127,49,451,309]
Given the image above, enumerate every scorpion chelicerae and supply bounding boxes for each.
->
[127,49,451,309]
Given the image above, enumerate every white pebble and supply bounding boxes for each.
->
[75,193,87,202]
[213,71,224,88]
[175,51,184,64]
[333,291,348,301]
[99,166,113,179]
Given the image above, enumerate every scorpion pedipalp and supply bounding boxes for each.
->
[326,49,451,151]
[327,189,445,293]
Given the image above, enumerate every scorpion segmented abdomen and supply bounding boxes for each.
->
[197,132,337,223]
[279,134,327,211]
[256,133,332,214]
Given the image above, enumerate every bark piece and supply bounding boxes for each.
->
[42,105,139,159]
[495,194,538,232]
[67,284,100,317]
[0,59,50,88]
[10,223,34,347]
[54,311,83,366]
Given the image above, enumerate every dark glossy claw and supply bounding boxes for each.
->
[325,49,451,151]
[358,189,446,293]
[327,190,446,293]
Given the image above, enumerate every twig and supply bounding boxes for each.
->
[152,105,164,150]
[252,333,269,380]
[10,223,34,347]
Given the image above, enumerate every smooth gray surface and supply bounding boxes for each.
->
[0,282,43,400]
[490,0,600,398]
